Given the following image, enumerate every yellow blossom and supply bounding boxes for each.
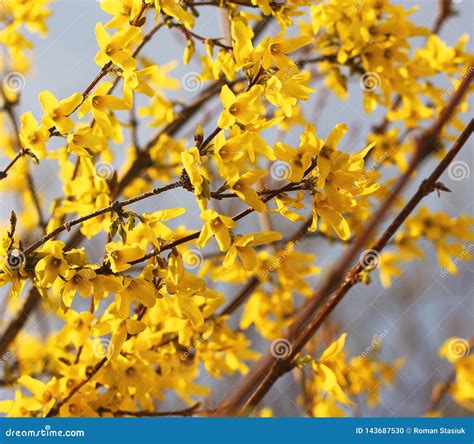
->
[39,90,82,134]
[19,111,50,158]
[95,22,140,71]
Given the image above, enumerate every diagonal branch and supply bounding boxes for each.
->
[0,287,41,357]
[23,181,182,255]
[0,150,24,181]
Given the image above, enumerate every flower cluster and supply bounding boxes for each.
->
[0,0,472,418]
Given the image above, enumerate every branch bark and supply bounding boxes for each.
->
[0,287,41,357]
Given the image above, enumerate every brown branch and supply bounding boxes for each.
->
[129,99,140,150]
[46,357,107,417]
[220,278,260,317]
[20,178,307,260]
[24,181,182,255]
[171,22,232,50]
[0,377,21,387]
[199,126,223,153]
[0,287,41,357]
[50,4,150,123]
[131,20,165,57]
[80,63,112,101]
[429,371,455,414]
[0,150,24,181]
[433,0,454,35]
[1,104,45,226]
[26,173,46,230]
[99,403,202,417]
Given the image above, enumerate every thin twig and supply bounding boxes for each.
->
[0,288,41,357]
[46,357,107,417]
[24,181,182,255]
[1,104,46,228]
[99,403,202,417]
[171,22,232,50]
[0,150,23,181]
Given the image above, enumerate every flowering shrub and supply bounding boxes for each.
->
[0,0,472,417]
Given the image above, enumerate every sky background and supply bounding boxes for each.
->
[1,0,473,416]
